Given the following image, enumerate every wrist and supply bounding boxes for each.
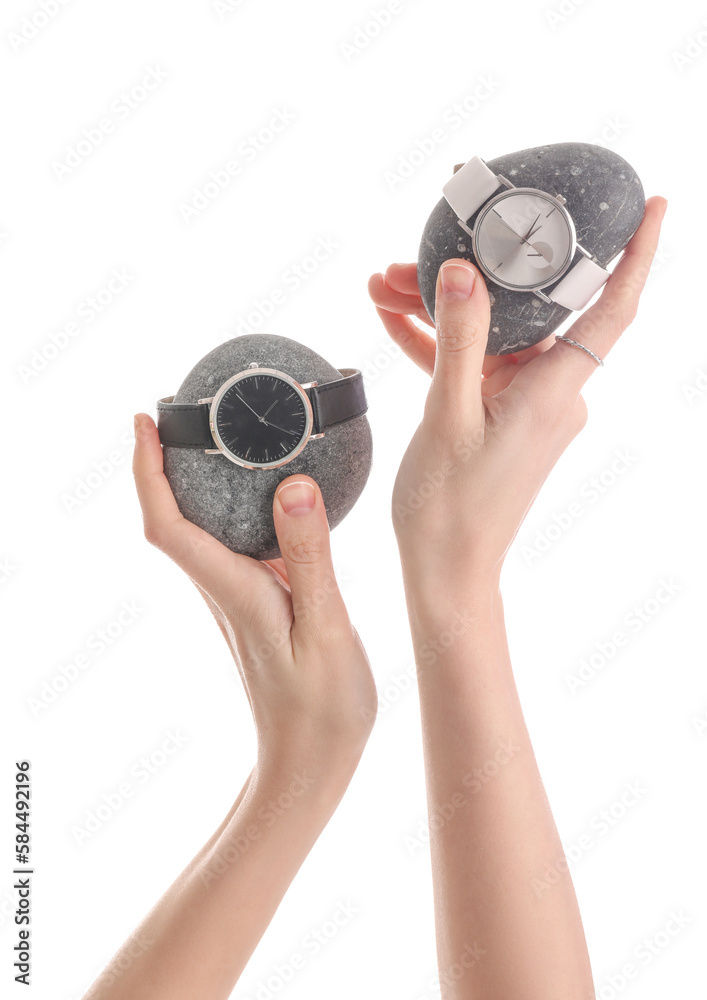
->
[253,739,363,803]
[198,755,356,892]
[401,562,502,624]
[400,572,504,675]
[397,536,503,591]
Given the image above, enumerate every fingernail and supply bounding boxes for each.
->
[440,262,475,300]
[661,199,668,218]
[134,414,142,436]
[278,480,316,516]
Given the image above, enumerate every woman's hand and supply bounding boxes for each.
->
[82,422,376,1000]
[369,197,668,1000]
[368,196,667,591]
[132,415,377,775]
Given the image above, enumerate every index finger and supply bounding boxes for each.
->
[508,195,668,402]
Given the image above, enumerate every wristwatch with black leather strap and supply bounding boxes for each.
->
[156,362,367,470]
[442,154,610,310]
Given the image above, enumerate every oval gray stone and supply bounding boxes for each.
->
[417,142,645,354]
[161,334,373,560]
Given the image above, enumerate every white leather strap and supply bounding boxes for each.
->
[442,155,502,222]
[547,254,610,311]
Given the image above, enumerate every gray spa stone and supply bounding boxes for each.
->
[161,334,373,561]
[417,142,645,355]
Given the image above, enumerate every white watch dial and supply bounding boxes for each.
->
[472,188,575,291]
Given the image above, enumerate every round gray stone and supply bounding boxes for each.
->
[417,142,645,354]
[161,333,373,560]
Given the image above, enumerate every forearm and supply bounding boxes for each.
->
[403,573,594,1000]
[82,753,357,1000]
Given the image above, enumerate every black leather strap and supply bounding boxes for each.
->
[156,397,213,448]
[156,369,367,448]
[308,368,367,434]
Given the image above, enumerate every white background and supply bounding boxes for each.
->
[1,0,705,997]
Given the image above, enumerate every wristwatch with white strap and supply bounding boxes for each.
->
[442,155,610,310]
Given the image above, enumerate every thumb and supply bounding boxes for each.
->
[272,475,348,629]
[427,258,490,423]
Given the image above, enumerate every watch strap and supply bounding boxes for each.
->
[156,397,213,448]
[307,368,367,434]
[547,254,610,311]
[442,154,502,223]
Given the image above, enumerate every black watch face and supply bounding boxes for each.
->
[212,370,311,468]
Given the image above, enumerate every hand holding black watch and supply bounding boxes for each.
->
[157,362,367,470]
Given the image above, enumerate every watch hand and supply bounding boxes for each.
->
[491,210,551,268]
[525,240,552,264]
[261,420,298,436]
[493,208,547,250]
[234,392,264,420]
[259,400,279,421]
[521,213,541,242]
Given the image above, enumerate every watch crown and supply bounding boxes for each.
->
[248,361,259,368]
[555,193,567,205]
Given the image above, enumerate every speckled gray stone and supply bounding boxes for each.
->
[418,142,645,354]
[161,334,373,560]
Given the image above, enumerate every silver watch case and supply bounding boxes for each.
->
[196,364,325,470]
[456,176,595,304]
